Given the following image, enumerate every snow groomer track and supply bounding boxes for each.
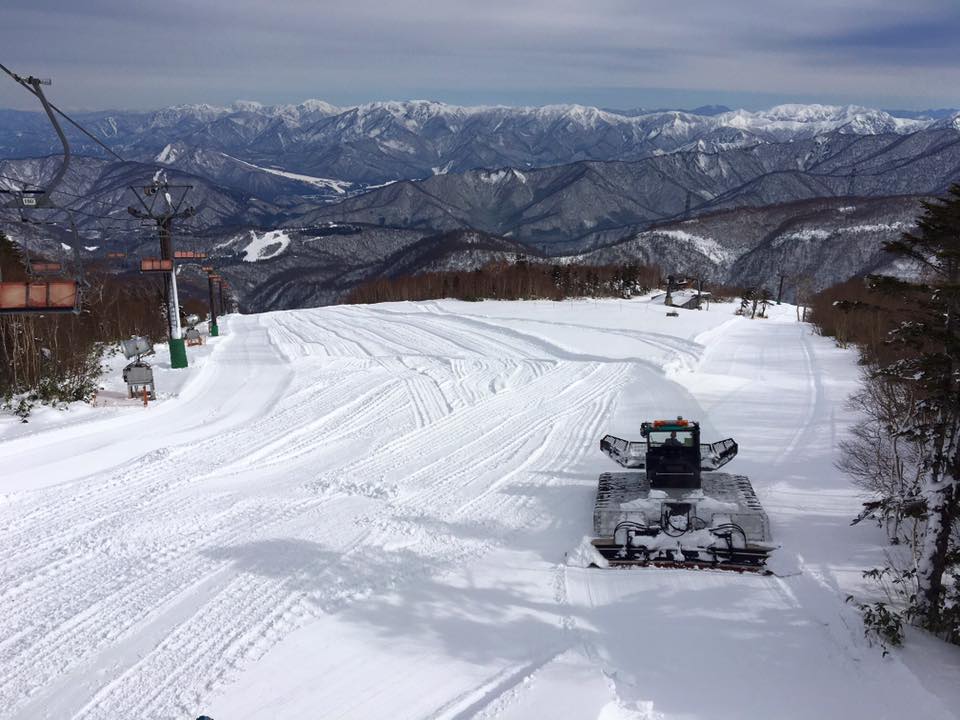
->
[1,298,957,720]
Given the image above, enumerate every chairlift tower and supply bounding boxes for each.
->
[218,277,226,316]
[127,183,195,369]
[203,268,220,336]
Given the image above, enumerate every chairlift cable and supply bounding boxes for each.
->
[0,210,133,231]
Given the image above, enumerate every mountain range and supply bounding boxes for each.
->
[0,100,958,310]
[3,100,958,189]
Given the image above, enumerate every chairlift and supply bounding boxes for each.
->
[173,250,207,260]
[140,258,173,272]
[105,251,128,270]
[2,188,51,209]
[29,261,63,276]
[0,234,82,314]
[0,280,80,314]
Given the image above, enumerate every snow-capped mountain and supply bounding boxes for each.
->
[933,113,960,132]
[6,117,953,311]
[298,124,960,253]
[0,100,949,188]
[3,99,959,312]
[722,103,919,137]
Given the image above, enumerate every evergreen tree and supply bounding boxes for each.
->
[757,287,773,318]
[869,183,960,634]
[738,287,754,316]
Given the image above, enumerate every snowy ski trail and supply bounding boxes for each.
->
[1,298,958,719]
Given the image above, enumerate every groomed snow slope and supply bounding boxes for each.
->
[1,299,958,719]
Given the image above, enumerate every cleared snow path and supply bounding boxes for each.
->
[1,299,958,719]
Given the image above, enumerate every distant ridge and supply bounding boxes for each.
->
[882,108,960,121]
[2,100,953,187]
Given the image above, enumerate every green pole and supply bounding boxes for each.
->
[207,273,219,337]
[161,219,188,369]
[168,337,188,369]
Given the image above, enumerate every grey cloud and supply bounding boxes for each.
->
[0,0,956,111]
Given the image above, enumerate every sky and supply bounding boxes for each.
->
[1,0,958,112]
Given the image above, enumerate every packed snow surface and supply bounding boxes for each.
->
[2,298,959,719]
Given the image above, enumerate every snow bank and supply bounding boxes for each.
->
[597,699,665,720]
[565,537,608,568]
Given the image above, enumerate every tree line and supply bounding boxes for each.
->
[345,260,663,304]
[810,185,960,648]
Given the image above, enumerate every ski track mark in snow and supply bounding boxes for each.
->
[773,325,824,465]
[3,301,958,720]
[0,327,350,715]
[0,306,641,718]
[429,650,566,720]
